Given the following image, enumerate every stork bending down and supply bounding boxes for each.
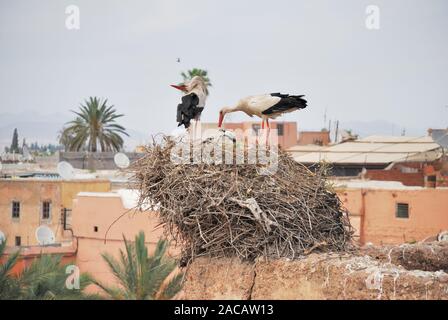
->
[218,93,307,143]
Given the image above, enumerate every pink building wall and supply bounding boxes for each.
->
[71,192,178,292]
[338,188,448,245]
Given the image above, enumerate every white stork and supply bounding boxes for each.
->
[171,76,208,138]
[218,93,307,141]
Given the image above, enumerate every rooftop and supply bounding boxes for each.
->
[288,135,442,165]
[77,189,155,210]
[331,179,424,190]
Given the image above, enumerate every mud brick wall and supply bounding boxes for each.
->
[179,253,448,300]
[365,169,424,187]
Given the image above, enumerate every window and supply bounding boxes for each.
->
[94,226,98,232]
[277,123,284,136]
[42,201,51,220]
[396,203,409,219]
[11,201,20,219]
[15,236,21,246]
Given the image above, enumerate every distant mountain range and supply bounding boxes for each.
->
[338,120,426,138]
[0,111,149,152]
[0,112,428,152]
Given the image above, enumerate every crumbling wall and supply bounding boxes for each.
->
[361,242,448,272]
[179,258,255,300]
[180,248,448,300]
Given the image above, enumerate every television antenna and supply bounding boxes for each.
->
[57,161,75,180]
[114,152,130,169]
[35,225,56,245]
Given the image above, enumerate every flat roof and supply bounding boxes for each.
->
[357,135,435,143]
[332,179,424,190]
[289,135,442,165]
[78,189,155,210]
[287,145,326,152]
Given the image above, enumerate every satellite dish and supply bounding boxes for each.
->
[430,129,448,149]
[438,231,448,242]
[35,226,55,245]
[0,230,5,244]
[57,161,75,180]
[114,152,130,169]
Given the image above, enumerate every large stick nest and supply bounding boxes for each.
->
[130,136,353,262]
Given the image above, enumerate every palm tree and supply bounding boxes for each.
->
[60,97,129,152]
[17,254,97,300]
[181,68,212,95]
[92,232,183,300]
[0,239,21,299]
[58,125,80,151]
[0,239,96,300]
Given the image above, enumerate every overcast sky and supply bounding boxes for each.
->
[0,0,447,140]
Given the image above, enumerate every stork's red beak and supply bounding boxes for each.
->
[171,84,187,92]
[218,113,224,128]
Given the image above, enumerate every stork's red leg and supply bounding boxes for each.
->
[266,119,270,147]
[261,119,265,129]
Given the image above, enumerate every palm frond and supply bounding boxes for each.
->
[60,97,128,152]
[158,273,184,300]
[92,232,183,300]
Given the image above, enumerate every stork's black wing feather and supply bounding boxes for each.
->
[262,93,307,115]
[176,93,203,128]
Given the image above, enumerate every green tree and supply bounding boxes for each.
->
[58,125,80,151]
[0,239,96,300]
[17,255,96,300]
[60,97,129,152]
[181,68,212,95]
[10,128,19,153]
[0,239,21,299]
[93,232,183,300]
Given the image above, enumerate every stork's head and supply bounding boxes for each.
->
[171,76,207,94]
[218,106,232,128]
[187,76,206,92]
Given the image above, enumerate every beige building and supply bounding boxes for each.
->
[297,130,331,146]
[0,178,111,247]
[288,135,443,177]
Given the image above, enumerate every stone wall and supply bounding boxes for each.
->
[59,152,143,170]
[180,248,448,300]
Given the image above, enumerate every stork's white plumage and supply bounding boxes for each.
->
[183,76,207,110]
[218,93,307,129]
[171,76,208,131]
